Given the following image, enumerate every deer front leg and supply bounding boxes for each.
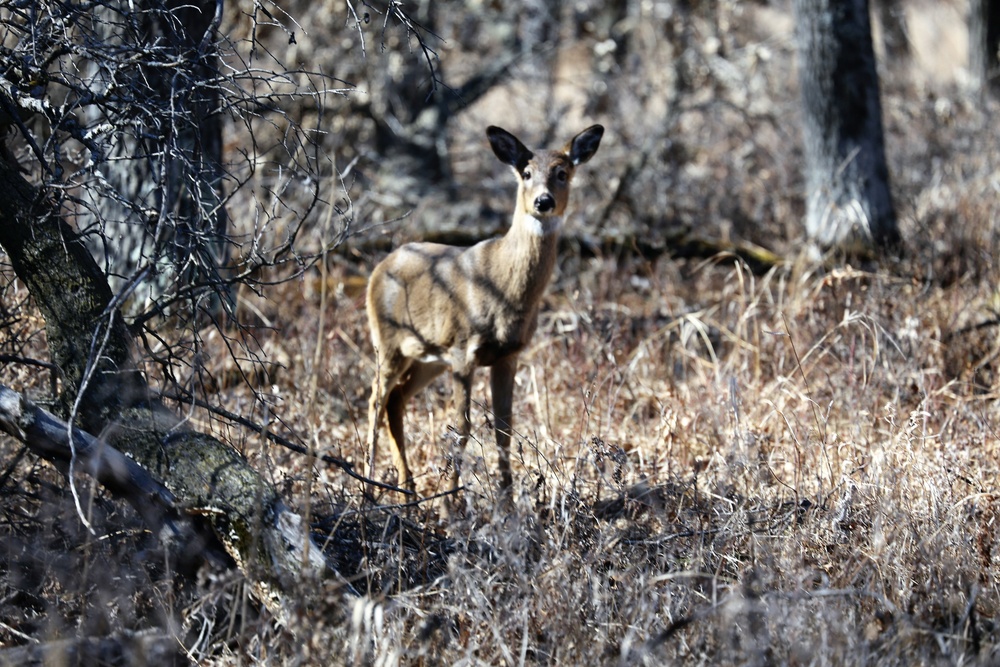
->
[490,355,517,490]
[449,371,473,493]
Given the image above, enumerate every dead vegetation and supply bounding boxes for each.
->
[3,0,1000,664]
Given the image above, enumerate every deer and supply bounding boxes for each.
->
[364,123,604,500]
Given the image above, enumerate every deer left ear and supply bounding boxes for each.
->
[568,125,604,166]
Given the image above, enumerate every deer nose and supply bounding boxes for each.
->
[534,194,555,214]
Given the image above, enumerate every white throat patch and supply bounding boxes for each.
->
[522,214,563,237]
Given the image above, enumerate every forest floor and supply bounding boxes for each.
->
[3,1,1000,663]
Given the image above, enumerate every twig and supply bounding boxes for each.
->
[158,389,414,494]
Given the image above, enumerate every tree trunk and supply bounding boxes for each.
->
[875,0,909,59]
[794,0,899,251]
[81,0,228,318]
[970,0,1000,97]
[0,155,328,621]
[0,154,146,431]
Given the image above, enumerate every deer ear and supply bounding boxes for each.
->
[488,126,532,170]
[568,125,604,166]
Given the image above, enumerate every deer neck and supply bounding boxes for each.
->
[491,209,562,311]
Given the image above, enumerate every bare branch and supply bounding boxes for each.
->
[159,388,414,494]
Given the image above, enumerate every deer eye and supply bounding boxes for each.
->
[522,169,532,181]
[556,170,568,183]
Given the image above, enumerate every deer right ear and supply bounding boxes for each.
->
[487,126,532,171]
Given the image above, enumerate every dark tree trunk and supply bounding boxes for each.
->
[794,0,899,251]
[0,157,146,431]
[81,0,228,317]
[970,0,1000,97]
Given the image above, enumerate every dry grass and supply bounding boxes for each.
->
[5,173,1000,664]
[161,233,1000,663]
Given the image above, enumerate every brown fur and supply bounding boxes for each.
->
[365,125,604,497]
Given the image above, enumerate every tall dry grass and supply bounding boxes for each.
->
[177,219,1000,663]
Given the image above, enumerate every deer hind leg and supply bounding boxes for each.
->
[367,354,410,486]
[490,355,517,490]
[383,387,412,492]
[386,361,447,493]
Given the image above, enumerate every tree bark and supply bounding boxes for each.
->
[874,0,909,59]
[81,0,228,317]
[970,0,1000,97]
[794,0,899,251]
[0,385,180,536]
[0,153,145,431]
